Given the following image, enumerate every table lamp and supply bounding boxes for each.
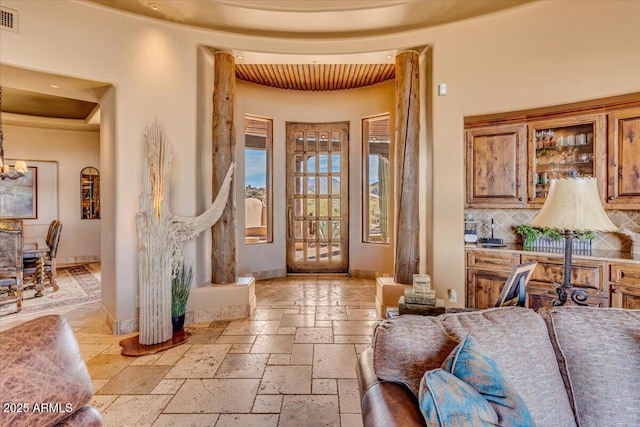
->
[530,176,617,306]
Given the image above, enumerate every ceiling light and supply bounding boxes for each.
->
[148,3,159,11]
[387,55,393,59]
[50,84,59,88]
[236,55,244,60]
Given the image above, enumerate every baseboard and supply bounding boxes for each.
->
[350,269,392,280]
[58,255,101,265]
[100,302,138,335]
[244,268,287,280]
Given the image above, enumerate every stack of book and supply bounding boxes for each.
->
[399,276,446,316]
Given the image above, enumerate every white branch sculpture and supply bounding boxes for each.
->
[136,120,234,345]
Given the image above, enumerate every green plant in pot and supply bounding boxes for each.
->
[516,224,594,250]
[171,260,193,333]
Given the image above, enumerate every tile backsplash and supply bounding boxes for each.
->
[465,208,640,252]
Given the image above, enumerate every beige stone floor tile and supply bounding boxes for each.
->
[295,327,333,344]
[91,378,109,393]
[101,394,172,426]
[332,320,377,336]
[334,335,372,344]
[313,378,337,394]
[187,327,224,344]
[341,413,364,427]
[151,379,185,395]
[316,306,348,321]
[79,343,111,362]
[102,343,125,354]
[315,320,333,327]
[214,353,269,378]
[252,394,283,413]
[154,344,192,365]
[251,334,295,353]
[165,344,231,378]
[277,326,297,335]
[267,354,291,365]
[222,320,280,335]
[152,413,219,426]
[299,306,316,315]
[229,343,253,353]
[86,353,134,379]
[215,334,256,344]
[279,314,316,327]
[279,395,340,427]
[313,344,357,379]
[259,365,312,394]
[251,308,286,320]
[164,379,260,413]
[346,308,378,320]
[130,352,163,366]
[338,379,361,413]
[90,394,118,413]
[290,343,314,365]
[98,365,172,395]
[215,414,279,427]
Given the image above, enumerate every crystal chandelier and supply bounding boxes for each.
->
[0,86,27,180]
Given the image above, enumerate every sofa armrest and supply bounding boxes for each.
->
[356,347,426,427]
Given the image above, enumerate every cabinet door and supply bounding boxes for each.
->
[611,285,640,309]
[466,269,509,309]
[527,113,606,207]
[466,124,526,207]
[607,107,640,209]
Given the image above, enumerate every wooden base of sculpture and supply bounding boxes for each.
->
[120,330,191,357]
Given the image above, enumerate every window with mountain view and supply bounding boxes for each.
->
[245,115,272,244]
[362,114,390,244]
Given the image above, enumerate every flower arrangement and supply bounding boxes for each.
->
[171,260,193,318]
[516,224,594,251]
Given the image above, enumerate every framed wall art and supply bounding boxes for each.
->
[0,166,37,219]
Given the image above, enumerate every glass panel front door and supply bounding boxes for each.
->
[286,122,349,273]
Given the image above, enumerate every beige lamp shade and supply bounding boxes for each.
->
[530,177,617,232]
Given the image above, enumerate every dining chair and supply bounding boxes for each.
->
[24,220,63,291]
[0,228,24,314]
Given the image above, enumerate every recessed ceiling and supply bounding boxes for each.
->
[2,87,98,120]
[236,64,395,91]
[86,0,534,38]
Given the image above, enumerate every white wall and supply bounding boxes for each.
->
[235,80,396,278]
[2,124,101,263]
[2,0,638,328]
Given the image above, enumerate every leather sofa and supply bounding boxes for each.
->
[0,315,103,426]
[357,307,640,427]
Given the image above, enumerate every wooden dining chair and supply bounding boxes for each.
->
[0,229,24,314]
[24,220,63,291]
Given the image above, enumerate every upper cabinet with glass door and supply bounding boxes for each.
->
[527,113,607,207]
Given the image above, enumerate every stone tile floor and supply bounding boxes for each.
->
[5,275,380,426]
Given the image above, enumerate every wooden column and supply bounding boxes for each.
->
[211,51,237,284]
[394,51,420,285]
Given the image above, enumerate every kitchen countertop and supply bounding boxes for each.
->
[465,243,640,265]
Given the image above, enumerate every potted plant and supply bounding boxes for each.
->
[516,224,594,252]
[171,259,193,333]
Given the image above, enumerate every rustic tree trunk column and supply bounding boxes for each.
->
[394,50,420,285]
[212,51,237,284]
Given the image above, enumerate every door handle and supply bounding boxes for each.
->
[288,207,293,239]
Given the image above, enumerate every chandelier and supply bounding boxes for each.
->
[0,86,27,180]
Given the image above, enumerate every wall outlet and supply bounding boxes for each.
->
[447,289,457,302]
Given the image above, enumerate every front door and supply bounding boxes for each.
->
[286,122,349,273]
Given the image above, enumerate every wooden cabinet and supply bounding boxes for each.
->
[606,107,640,209]
[465,124,527,208]
[527,113,606,207]
[521,254,608,307]
[610,263,640,309]
[466,251,520,309]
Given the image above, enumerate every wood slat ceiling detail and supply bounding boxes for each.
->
[235,64,395,91]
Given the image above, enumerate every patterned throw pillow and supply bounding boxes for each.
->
[419,368,500,426]
[442,334,535,427]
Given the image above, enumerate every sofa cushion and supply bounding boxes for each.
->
[440,307,575,427]
[418,368,499,426]
[373,315,459,395]
[0,315,96,427]
[539,307,640,427]
[442,334,535,426]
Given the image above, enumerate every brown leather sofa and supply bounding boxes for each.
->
[0,315,103,426]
